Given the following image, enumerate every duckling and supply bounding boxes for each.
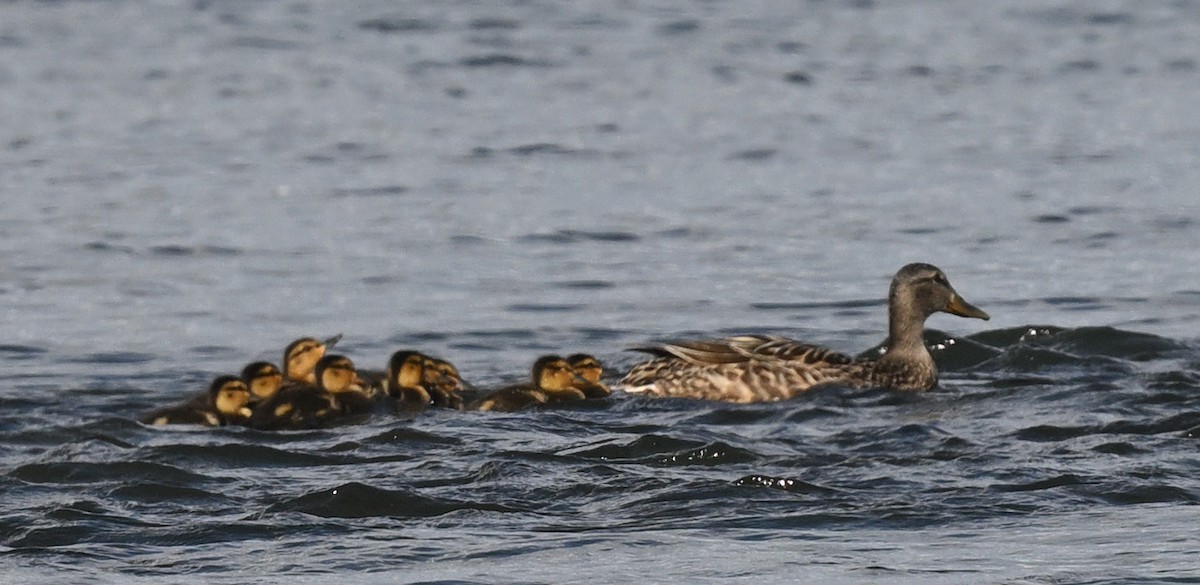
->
[618,263,990,402]
[281,334,342,386]
[354,368,389,399]
[318,354,376,416]
[566,353,612,398]
[140,375,252,427]
[471,355,587,412]
[386,350,436,409]
[250,353,372,430]
[383,350,467,410]
[423,355,467,409]
[241,361,284,407]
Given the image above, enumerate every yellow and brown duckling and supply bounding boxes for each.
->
[281,334,342,386]
[386,350,435,408]
[566,353,611,398]
[317,354,376,416]
[250,353,372,430]
[241,361,284,407]
[423,355,467,409]
[471,355,587,412]
[384,350,467,410]
[618,263,990,402]
[140,375,252,427]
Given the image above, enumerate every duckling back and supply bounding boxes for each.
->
[248,385,339,430]
[470,355,586,412]
[470,387,549,412]
[140,404,222,427]
[141,375,251,427]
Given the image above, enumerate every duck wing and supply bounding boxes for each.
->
[632,335,853,366]
[620,335,862,402]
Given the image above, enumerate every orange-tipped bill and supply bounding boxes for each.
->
[945,294,990,320]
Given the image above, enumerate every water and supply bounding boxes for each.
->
[2,0,1200,582]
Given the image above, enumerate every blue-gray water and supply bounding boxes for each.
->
[3,1,1200,583]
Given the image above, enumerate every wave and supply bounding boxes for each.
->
[262,482,519,519]
[9,461,206,486]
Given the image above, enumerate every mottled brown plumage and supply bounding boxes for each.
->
[618,263,990,402]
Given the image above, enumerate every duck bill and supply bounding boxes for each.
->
[322,333,343,349]
[945,294,990,320]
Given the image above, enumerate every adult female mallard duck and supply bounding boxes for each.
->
[471,355,587,412]
[140,375,252,427]
[250,354,372,430]
[566,354,612,398]
[617,263,990,402]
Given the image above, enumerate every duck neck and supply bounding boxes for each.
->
[884,299,930,361]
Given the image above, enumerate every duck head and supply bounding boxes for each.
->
[886,263,988,354]
[241,361,283,401]
[209,375,251,417]
[890,263,989,321]
[387,350,427,390]
[282,334,341,384]
[423,356,465,393]
[566,354,604,384]
[315,354,358,393]
[532,355,577,391]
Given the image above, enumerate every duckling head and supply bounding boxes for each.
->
[387,350,427,389]
[283,334,341,384]
[315,354,358,394]
[566,354,604,384]
[532,355,576,391]
[423,356,464,393]
[209,375,251,417]
[241,361,283,401]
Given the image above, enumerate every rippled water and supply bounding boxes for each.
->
[3,0,1200,583]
